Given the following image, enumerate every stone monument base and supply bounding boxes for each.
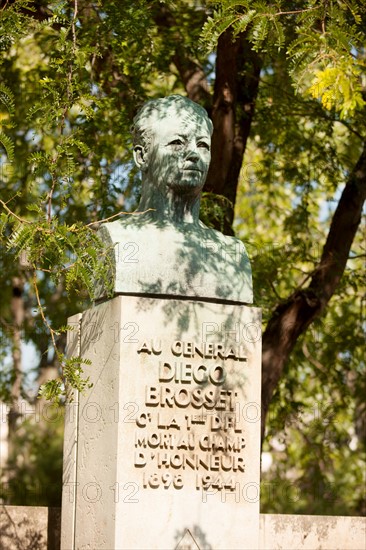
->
[61,296,261,550]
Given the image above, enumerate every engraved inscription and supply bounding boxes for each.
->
[133,339,249,491]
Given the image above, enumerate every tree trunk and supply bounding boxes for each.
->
[8,276,25,441]
[152,4,211,106]
[205,31,262,234]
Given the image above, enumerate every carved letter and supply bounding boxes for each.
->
[137,342,151,354]
[159,362,174,382]
[134,452,146,467]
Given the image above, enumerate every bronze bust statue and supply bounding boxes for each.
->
[97,95,252,304]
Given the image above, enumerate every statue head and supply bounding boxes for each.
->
[132,95,213,199]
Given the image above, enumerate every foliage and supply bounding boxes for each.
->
[200,191,233,232]
[202,0,366,119]
[0,0,364,516]
[259,285,365,515]
[0,405,64,506]
[308,64,365,118]
[233,23,365,514]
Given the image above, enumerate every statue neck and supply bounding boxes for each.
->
[137,182,201,226]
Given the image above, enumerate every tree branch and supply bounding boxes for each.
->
[261,140,366,440]
[152,5,211,104]
[173,51,211,104]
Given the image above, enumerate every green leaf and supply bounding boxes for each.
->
[0,131,14,161]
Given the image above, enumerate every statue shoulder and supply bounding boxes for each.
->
[199,224,250,260]
[97,219,138,244]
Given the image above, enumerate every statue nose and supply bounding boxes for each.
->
[186,146,199,161]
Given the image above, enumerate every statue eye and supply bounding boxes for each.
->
[168,139,184,146]
[198,141,210,150]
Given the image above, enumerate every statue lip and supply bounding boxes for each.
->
[183,166,202,172]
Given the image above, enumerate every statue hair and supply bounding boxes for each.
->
[131,95,213,150]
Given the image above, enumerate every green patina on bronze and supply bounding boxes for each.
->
[97,95,252,303]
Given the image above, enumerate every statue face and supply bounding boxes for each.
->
[143,112,211,196]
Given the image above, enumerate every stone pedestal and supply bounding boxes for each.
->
[61,296,261,550]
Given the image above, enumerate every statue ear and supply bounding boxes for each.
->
[133,145,148,172]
